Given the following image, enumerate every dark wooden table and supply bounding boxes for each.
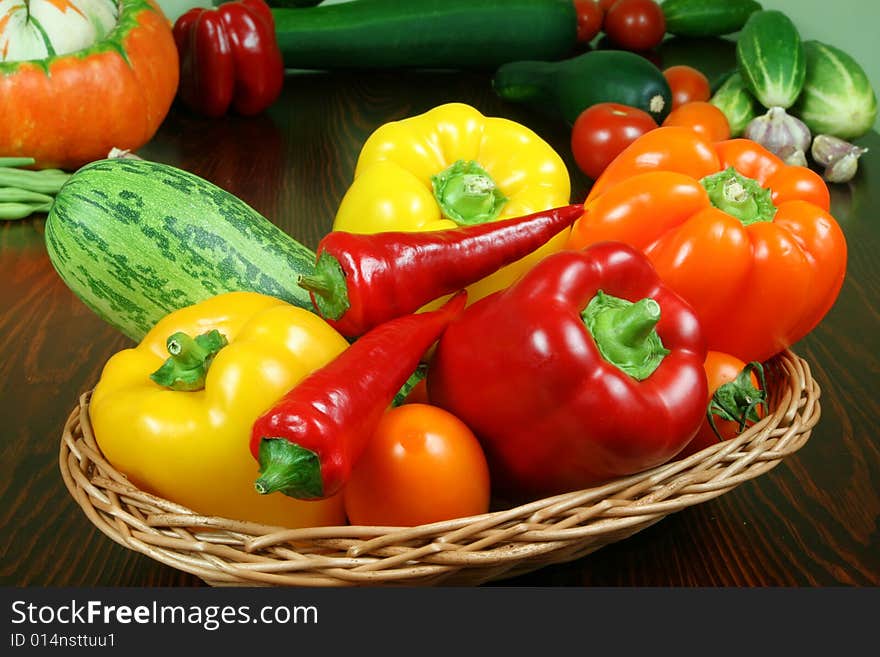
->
[3,60,879,587]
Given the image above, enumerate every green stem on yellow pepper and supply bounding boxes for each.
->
[431,159,508,225]
[150,329,228,391]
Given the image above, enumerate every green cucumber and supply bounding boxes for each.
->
[44,158,317,343]
[662,0,762,37]
[709,72,760,137]
[736,10,805,109]
[492,49,673,125]
[791,40,878,140]
[273,0,577,71]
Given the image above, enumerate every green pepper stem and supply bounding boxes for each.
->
[297,251,350,321]
[254,438,324,500]
[582,291,670,381]
[167,333,210,368]
[431,159,508,225]
[700,167,776,225]
[298,273,334,296]
[149,329,228,391]
[614,298,662,346]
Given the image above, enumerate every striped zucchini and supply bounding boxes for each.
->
[792,40,878,140]
[45,158,317,342]
[736,10,805,109]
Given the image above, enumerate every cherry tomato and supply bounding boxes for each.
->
[603,0,666,51]
[574,0,604,44]
[662,101,731,142]
[343,404,491,526]
[571,102,658,180]
[663,65,711,109]
[679,352,766,458]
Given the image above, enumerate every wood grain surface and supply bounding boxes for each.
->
[2,66,878,587]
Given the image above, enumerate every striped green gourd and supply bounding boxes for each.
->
[792,40,878,140]
[45,158,318,343]
[736,9,805,109]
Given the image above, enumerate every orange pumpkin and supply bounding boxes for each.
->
[0,0,179,170]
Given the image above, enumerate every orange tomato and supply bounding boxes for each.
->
[679,351,766,458]
[663,65,711,109]
[343,404,491,526]
[662,101,731,142]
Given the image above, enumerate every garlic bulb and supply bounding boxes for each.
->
[811,134,867,166]
[824,151,865,183]
[777,145,807,167]
[744,107,812,158]
[811,134,868,184]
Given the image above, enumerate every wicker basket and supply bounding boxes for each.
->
[59,350,820,586]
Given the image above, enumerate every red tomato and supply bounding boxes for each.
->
[574,0,604,44]
[679,352,766,458]
[662,101,731,142]
[571,102,658,180]
[599,0,620,11]
[603,0,666,51]
[343,404,491,526]
[663,65,711,109]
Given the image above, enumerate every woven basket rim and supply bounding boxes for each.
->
[59,349,821,586]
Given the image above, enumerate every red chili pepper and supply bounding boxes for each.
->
[427,242,708,499]
[250,291,466,500]
[297,204,584,338]
[172,0,284,117]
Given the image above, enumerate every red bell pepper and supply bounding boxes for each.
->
[427,242,708,498]
[251,292,466,501]
[172,0,284,117]
[298,204,584,338]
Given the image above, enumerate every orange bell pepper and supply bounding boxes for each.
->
[568,127,847,363]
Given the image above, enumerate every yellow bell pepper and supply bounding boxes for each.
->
[333,102,571,302]
[89,291,349,529]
